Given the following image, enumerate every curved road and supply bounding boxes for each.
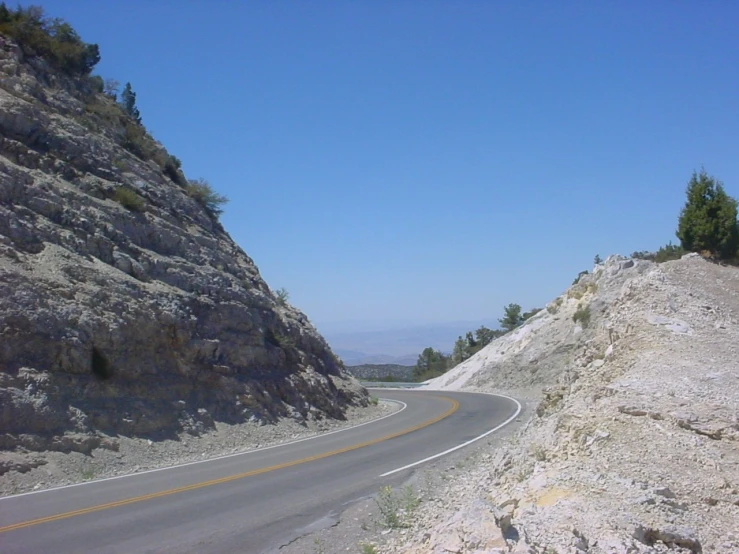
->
[0,390,519,553]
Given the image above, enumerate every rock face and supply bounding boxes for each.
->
[385,255,739,554]
[0,34,367,458]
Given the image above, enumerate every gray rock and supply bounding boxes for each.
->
[0,35,367,453]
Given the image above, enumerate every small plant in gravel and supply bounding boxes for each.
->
[359,543,378,554]
[401,484,420,513]
[369,395,379,406]
[374,484,419,529]
[375,485,403,528]
[530,443,547,462]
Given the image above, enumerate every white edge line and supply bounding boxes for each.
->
[379,392,522,477]
[1,399,407,501]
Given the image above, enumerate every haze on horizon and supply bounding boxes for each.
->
[32,0,739,333]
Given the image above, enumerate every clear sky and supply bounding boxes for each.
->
[28,1,739,331]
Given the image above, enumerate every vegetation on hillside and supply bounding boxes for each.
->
[0,3,229,221]
[412,305,540,382]
[0,3,99,76]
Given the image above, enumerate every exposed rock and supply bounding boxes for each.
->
[380,255,739,554]
[0,33,367,471]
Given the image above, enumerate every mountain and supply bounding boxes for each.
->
[0,20,366,461]
[321,320,501,366]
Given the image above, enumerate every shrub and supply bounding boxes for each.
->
[163,155,186,186]
[122,122,151,159]
[654,242,687,263]
[572,270,588,285]
[87,74,104,93]
[84,97,125,123]
[274,287,289,305]
[573,304,591,328]
[186,178,228,218]
[113,187,144,211]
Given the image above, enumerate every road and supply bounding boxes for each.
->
[0,389,520,553]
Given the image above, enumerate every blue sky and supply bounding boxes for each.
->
[29,1,739,331]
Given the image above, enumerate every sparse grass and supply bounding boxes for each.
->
[568,281,597,301]
[84,98,125,123]
[369,395,379,406]
[81,466,96,480]
[113,187,144,211]
[515,466,533,482]
[313,538,325,554]
[573,304,591,328]
[568,289,584,300]
[359,543,378,554]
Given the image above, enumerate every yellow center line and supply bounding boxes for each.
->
[0,395,459,534]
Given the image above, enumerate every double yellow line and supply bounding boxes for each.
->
[0,396,459,534]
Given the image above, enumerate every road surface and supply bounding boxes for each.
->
[0,389,519,553]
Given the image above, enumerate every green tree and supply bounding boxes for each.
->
[413,347,449,380]
[499,303,523,332]
[594,254,603,265]
[676,169,739,260]
[474,326,501,347]
[120,82,141,123]
[452,336,468,365]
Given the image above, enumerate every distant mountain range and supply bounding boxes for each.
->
[320,319,501,366]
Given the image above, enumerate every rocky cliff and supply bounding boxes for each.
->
[0,33,367,463]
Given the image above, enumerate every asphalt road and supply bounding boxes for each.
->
[0,389,520,553]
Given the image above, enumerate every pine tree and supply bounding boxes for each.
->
[120,82,141,124]
[676,170,738,260]
[499,303,523,332]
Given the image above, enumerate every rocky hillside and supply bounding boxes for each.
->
[0,31,367,469]
[385,255,739,553]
